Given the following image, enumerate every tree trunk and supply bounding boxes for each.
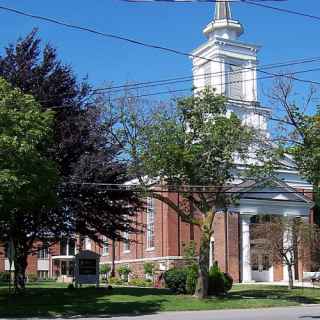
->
[195,228,211,299]
[13,253,28,292]
[111,239,116,277]
[287,265,294,290]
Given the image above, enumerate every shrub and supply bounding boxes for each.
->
[100,264,111,275]
[108,276,124,285]
[0,272,10,283]
[67,283,75,290]
[208,264,233,296]
[186,263,198,295]
[223,272,233,292]
[143,262,155,277]
[164,267,187,294]
[27,273,38,283]
[128,278,153,287]
[117,265,131,282]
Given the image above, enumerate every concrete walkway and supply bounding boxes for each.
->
[237,281,317,288]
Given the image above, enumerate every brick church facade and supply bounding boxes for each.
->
[0,2,317,283]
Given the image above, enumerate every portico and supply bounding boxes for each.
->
[236,179,313,283]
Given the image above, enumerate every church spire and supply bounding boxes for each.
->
[215,1,232,21]
[203,1,243,40]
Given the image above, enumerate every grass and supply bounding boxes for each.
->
[1,282,320,318]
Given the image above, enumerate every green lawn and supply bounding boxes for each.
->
[1,282,320,318]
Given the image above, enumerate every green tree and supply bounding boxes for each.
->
[109,88,254,298]
[267,77,320,216]
[0,78,58,291]
[0,31,143,286]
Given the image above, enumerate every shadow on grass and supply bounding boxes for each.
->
[0,287,169,318]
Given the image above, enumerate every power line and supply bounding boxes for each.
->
[65,182,313,195]
[1,5,319,88]
[105,66,320,96]
[243,0,320,22]
[26,65,320,108]
[94,56,320,93]
[106,66,320,100]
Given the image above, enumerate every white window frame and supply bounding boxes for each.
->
[60,238,76,256]
[123,232,131,253]
[37,247,49,260]
[102,236,109,256]
[146,197,155,251]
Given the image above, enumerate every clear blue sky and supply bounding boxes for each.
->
[0,0,319,108]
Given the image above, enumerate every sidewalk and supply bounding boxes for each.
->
[237,281,318,288]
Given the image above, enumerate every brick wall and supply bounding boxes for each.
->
[213,212,240,283]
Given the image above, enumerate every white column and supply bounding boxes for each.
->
[241,214,252,283]
[209,235,215,268]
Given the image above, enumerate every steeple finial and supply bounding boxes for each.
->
[203,0,243,40]
[215,1,232,21]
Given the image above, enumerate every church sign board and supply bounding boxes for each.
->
[75,250,100,287]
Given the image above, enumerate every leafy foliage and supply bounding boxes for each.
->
[100,264,111,275]
[110,87,254,298]
[117,265,131,282]
[128,278,152,287]
[208,264,233,296]
[0,31,142,290]
[186,263,198,295]
[108,277,124,286]
[164,268,188,294]
[143,262,155,276]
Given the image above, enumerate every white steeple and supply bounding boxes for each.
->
[203,1,243,41]
[191,0,271,133]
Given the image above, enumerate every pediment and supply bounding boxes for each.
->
[234,179,312,204]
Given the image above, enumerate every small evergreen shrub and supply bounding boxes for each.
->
[164,267,187,294]
[186,263,198,295]
[223,272,233,292]
[27,273,38,283]
[100,264,111,275]
[208,264,233,296]
[0,272,10,283]
[108,276,124,285]
[67,283,75,290]
[143,262,155,277]
[117,265,131,282]
[128,278,153,287]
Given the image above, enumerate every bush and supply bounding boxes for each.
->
[108,276,124,285]
[208,264,233,296]
[223,272,233,292]
[27,273,38,283]
[143,262,155,277]
[117,265,131,282]
[186,264,198,295]
[0,272,10,283]
[128,278,153,287]
[164,267,187,294]
[100,264,111,275]
[67,283,75,290]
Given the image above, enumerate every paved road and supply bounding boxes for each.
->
[64,306,320,320]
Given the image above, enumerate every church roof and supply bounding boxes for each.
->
[215,1,232,21]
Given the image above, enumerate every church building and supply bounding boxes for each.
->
[101,1,315,283]
[0,1,315,284]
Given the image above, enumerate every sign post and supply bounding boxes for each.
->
[74,250,100,287]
